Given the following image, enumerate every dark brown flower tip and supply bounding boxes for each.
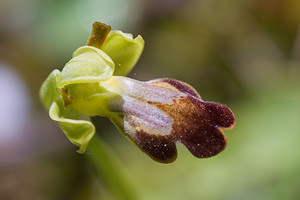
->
[86,22,111,49]
[150,93,235,159]
[109,78,235,163]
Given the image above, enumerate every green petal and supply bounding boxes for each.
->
[39,69,62,110]
[40,69,95,153]
[49,101,95,153]
[57,46,115,88]
[67,83,118,117]
[102,31,144,76]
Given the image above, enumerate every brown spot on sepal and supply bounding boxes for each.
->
[59,87,74,109]
[86,22,111,49]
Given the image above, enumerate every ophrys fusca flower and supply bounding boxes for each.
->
[40,22,235,163]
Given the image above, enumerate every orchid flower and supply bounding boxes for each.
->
[40,22,235,163]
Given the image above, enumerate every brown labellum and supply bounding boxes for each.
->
[109,78,235,163]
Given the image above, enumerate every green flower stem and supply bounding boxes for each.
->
[87,134,137,200]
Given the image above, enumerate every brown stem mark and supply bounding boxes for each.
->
[86,22,111,49]
[59,87,74,108]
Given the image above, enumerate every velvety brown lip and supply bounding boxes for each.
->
[150,95,234,159]
[110,78,235,163]
[135,130,177,163]
[160,79,201,98]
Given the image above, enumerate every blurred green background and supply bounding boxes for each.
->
[0,0,300,199]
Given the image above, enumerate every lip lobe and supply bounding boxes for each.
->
[111,78,235,163]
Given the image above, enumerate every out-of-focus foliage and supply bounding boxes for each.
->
[0,0,299,199]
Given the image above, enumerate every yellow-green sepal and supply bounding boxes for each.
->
[49,102,95,153]
[57,46,115,88]
[40,69,95,153]
[39,69,62,110]
[102,31,144,76]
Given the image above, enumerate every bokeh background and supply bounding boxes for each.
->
[1,0,300,199]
